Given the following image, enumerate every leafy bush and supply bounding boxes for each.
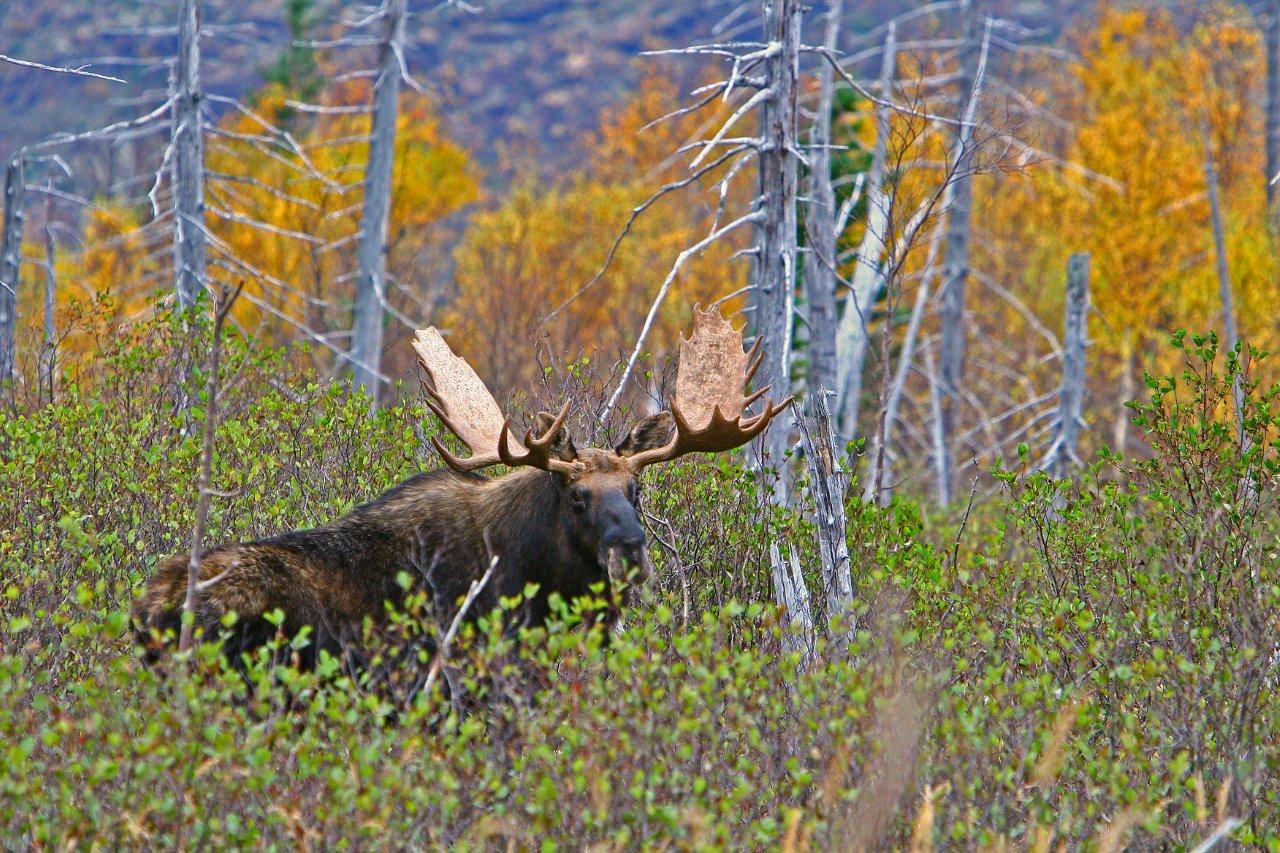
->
[1,325,1277,848]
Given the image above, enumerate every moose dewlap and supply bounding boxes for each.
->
[134,307,792,674]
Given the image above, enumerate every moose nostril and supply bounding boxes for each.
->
[604,530,645,550]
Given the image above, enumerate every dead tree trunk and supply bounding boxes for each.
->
[0,155,25,387]
[1042,253,1089,478]
[350,0,406,408]
[1112,340,1134,458]
[799,392,854,641]
[834,23,897,441]
[863,16,991,507]
[172,0,207,310]
[754,0,802,498]
[752,0,811,649]
[1204,126,1247,451]
[41,201,56,403]
[1267,0,1280,218]
[803,0,844,400]
[935,0,984,505]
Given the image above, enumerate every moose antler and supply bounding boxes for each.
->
[626,306,793,471]
[412,328,579,475]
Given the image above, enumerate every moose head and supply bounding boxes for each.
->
[412,307,793,593]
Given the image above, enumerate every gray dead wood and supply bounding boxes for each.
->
[1203,126,1247,454]
[172,0,208,309]
[753,0,803,505]
[0,156,25,387]
[803,0,845,401]
[834,23,897,442]
[350,0,407,407]
[1040,252,1090,478]
[934,0,985,505]
[799,392,854,642]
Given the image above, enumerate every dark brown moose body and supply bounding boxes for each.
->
[137,448,664,664]
[134,307,791,674]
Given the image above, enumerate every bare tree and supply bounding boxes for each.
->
[834,22,896,442]
[803,0,845,400]
[1266,0,1280,218]
[603,0,813,639]
[753,0,803,504]
[172,0,208,309]
[862,17,993,506]
[179,284,243,653]
[935,0,985,505]
[1203,122,1246,449]
[350,0,407,408]
[41,195,58,403]
[0,155,25,387]
[1040,253,1090,478]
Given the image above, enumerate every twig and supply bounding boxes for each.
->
[0,53,126,83]
[421,556,497,698]
[602,210,763,423]
[178,282,245,653]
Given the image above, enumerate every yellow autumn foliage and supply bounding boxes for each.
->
[445,73,749,395]
[985,3,1278,395]
[208,76,479,373]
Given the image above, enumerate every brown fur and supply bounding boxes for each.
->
[134,415,671,669]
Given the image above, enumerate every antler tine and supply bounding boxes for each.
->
[743,337,765,386]
[526,401,572,453]
[430,436,500,473]
[498,401,579,475]
[743,384,770,409]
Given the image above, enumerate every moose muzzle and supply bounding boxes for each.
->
[601,540,653,590]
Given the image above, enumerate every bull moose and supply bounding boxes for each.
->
[134,307,791,671]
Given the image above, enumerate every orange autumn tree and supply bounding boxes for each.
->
[12,203,167,374]
[15,68,478,384]
[446,73,749,396]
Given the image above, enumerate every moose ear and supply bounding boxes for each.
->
[615,412,675,457]
[532,411,577,461]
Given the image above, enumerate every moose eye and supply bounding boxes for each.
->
[569,487,588,512]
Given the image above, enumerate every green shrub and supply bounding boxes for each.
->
[1,324,1277,849]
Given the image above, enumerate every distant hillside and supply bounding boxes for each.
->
[0,0,743,169]
[1,1,1072,170]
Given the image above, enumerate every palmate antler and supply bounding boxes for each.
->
[625,306,794,471]
[414,307,790,475]
[412,328,579,475]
